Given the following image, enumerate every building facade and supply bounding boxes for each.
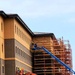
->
[0,11,72,75]
[0,13,5,75]
[0,11,34,75]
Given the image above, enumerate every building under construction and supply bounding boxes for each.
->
[0,11,72,75]
[32,33,72,75]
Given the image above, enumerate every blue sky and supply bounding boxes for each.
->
[0,0,75,73]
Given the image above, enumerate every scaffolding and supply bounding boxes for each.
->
[32,37,72,75]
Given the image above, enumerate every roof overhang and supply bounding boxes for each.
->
[34,33,56,39]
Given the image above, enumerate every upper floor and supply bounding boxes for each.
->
[0,11,56,50]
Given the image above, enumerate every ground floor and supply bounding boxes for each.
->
[0,58,5,75]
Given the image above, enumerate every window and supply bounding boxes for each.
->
[16,46,18,53]
[20,31,22,38]
[18,48,20,55]
[17,27,18,35]
[19,29,20,36]
[2,44,3,52]
[20,50,22,56]
[1,22,3,31]
[2,66,4,73]
[19,30,21,37]
[15,25,16,33]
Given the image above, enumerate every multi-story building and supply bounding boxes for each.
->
[0,11,34,75]
[0,11,72,75]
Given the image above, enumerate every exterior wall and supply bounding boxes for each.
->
[5,39,32,75]
[14,19,32,50]
[0,16,5,59]
[5,39,15,58]
[0,16,5,75]
[4,18,32,75]
[4,18,15,75]
[14,19,32,73]
[15,40,32,72]
[4,18,14,39]
[33,36,52,51]
[0,59,5,75]
[5,60,15,75]
[15,60,32,73]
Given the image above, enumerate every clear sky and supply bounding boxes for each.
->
[0,0,75,73]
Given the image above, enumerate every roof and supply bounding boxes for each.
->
[0,11,7,17]
[34,32,56,39]
[0,11,56,39]
[34,32,50,34]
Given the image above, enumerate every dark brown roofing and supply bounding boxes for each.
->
[0,11,7,17]
[34,32,56,39]
[0,11,56,39]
